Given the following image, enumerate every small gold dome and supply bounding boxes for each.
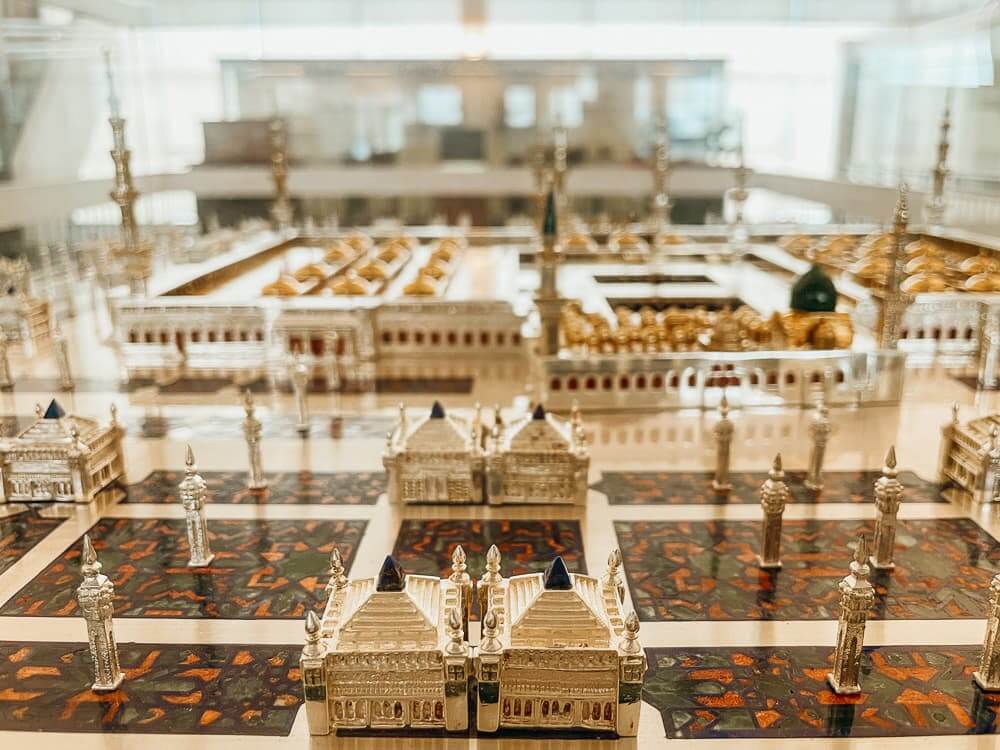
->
[323,240,356,262]
[420,261,447,280]
[849,255,888,282]
[377,243,406,263]
[329,272,373,296]
[403,271,438,296]
[261,273,305,296]
[960,252,999,275]
[609,231,648,254]
[293,262,334,282]
[779,235,813,257]
[964,272,1000,292]
[654,232,691,246]
[904,254,945,275]
[356,259,389,281]
[905,238,938,256]
[901,272,949,293]
[564,232,597,253]
[344,231,373,253]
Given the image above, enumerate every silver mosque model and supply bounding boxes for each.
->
[384,401,589,505]
[938,404,1000,503]
[0,399,126,503]
[300,546,644,736]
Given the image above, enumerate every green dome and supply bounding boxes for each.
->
[790,263,837,313]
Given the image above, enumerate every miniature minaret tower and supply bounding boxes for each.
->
[938,402,960,484]
[552,125,569,221]
[300,610,329,734]
[476,602,503,732]
[712,394,734,492]
[974,573,1000,691]
[651,116,672,229]
[924,95,951,227]
[757,453,790,569]
[269,118,293,230]
[449,544,473,637]
[616,611,647,737]
[535,188,563,356]
[323,546,348,595]
[77,534,125,692]
[878,186,911,349]
[604,547,626,603]
[291,352,310,436]
[103,49,151,296]
[242,390,267,490]
[805,396,832,491]
[477,543,502,616]
[827,535,875,695]
[869,446,903,571]
[54,325,74,391]
[0,331,13,390]
[179,444,214,567]
[443,606,470,732]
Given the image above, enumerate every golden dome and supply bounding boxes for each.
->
[609,231,648,254]
[964,272,1000,292]
[564,232,597,253]
[817,235,856,257]
[905,238,938,256]
[389,234,418,251]
[323,240,356,262]
[778,235,813,257]
[420,261,447,280]
[261,273,305,296]
[329,272,373,296]
[849,255,888,282]
[344,231,373,253]
[403,272,438,296]
[356,259,389,281]
[654,232,691,246]
[901,273,949,293]
[960,252,999,275]
[293,262,334,282]
[904,254,945,275]
[377,243,407,263]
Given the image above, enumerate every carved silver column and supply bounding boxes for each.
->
[324,546,348,595]
[650,116,672,230]
[827,535,875,695]
[77,534,124,692]
[712,394,734,492]
[535,188,563,356]
[449,545,473,637]
[757,454,789,569]
[476,603,503,732]
[300,610,330,734]
[0,332,12,390]
[179,445,214,567]
[805,398,832,491]
[616,611,646,737]
[878,186,912,350]
[269,118,293,231]
[477,543,502,617]
[924,96,951,227]
[604,547,625,603]
[977,304,1000,390]
[974,573,1000,691]
[242,390,267,490]
[869,446,902,571]
[291,353,310,436]
[54,326,74,391]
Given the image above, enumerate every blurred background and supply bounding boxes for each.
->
[1,0,998,253]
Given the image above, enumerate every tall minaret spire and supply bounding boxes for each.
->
[651,115,672,231]
[77,535,125,692]
[925,92,951,227]
[535,186,562,357]
[827,535,875,695]
[878,185,911,349]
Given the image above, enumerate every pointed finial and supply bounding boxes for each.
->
[620,610,642,655]
[185,444,196,473]
[951,402,960,425]
[34,403,42,419]
[243,389,254,413]
[480,604,502,653]
[884,445,897,472]
[81,534,101,578]
[109,403,118,426]
[483,607,498,635]
[853,534,868,566]
[302,610,322,657]
[608,547,622,571]
[305,609,320,636]
[451,544,467,575]
[327,546,346,591]
[445,606,465,654]
[719,393,729,418]
[771,453,783,476]
[486,544,501,569]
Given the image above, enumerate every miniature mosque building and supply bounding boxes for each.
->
[384,401,484,504]
[301,555,470,734]
[485,404,589,505]
[475,555,645,736]
[0,399,125,503]
[939,408,1000,503]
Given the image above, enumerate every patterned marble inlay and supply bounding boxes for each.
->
[592,470,943,505]
[645,645,1000,739]
[616,518,1000,621]
[0,506,64,576]
[124,470,384,505]
[0,641,302,735]
[1,517,366,619]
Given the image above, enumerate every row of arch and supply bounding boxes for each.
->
[549,366,849,393]
[501,697,614,723]
[127,327,265,349]
[379,328,522,349]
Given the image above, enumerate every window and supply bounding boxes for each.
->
[549,86,583,128]
[417,85,463,126]
[504,85,535,128]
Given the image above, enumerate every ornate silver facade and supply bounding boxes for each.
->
[938,409,1000,503]
[827,535,875,695]
[77,534,124,692]
[0,400,125,503]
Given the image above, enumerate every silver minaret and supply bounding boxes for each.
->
[805,397,832,491]
[477,543,502,617]
[0,332,12,390]
[757,453,789,569]
[179,444,214,568]
[242,390,267,490]
[878,186,911,350]
[77,534,125,692]
[291,353,310,436]
[604,547,626,603]
[712,394,734,492]
[924,95,951,227]
[449,544,473,637]
[535,188,563,356]
[974,573,1000,691]
[827,535,875,695]
[869,446,903,571]
[54,325,74,391]
[651,116,672,230]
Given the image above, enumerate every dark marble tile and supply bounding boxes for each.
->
[0,506,64,576]
[392,518,586,618]
[0,641,302,735]
[592,469,944,505]
[645,644,1000,739]
[1,517,366,619]
[123,470,384,505]
[616,518,1000,622]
